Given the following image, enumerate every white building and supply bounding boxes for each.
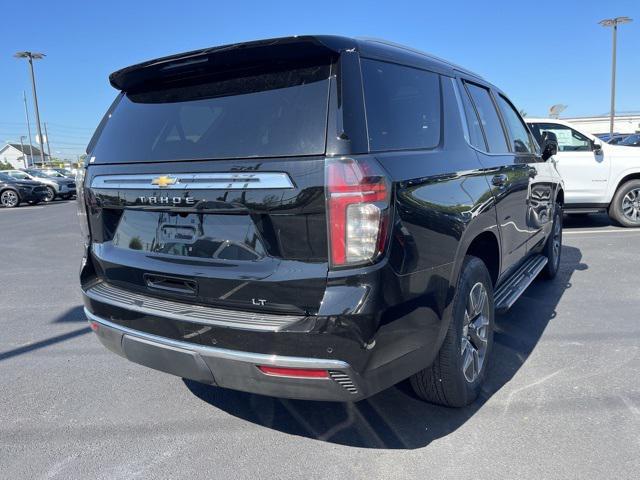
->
[0,143,50,169]
[560,114,640,136]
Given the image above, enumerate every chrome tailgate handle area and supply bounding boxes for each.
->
[144,274,197,296]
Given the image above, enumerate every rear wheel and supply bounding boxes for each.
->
[43,186,56,203]
[609,180,640,227]
[541,203,562,279]
[410,256,494,407]
[1,190,20,208]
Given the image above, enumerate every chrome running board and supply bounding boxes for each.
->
[494,254,547,314]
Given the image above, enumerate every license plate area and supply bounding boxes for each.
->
[112,210,267,261]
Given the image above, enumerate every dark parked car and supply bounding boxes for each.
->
[0,172,49,208]
[619,134,640,147]
[23,168,76,200]
[607,134,630,145]
[79,36,564,407]
[46,168,76,178]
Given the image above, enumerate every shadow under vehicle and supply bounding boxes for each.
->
[184,245,585,449]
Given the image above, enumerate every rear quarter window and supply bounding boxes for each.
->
[361,59,441,152]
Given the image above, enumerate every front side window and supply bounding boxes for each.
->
[530,123,592,152]
[465,82,509,153]
[496,95,534,153]
[361,59,441,151]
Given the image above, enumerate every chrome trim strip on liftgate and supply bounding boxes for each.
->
[90,172,295,190]
[84,308,350,370]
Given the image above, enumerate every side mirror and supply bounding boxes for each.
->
[541,131,558,161]
[592,141,603,155]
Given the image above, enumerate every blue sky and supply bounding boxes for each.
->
[1,0,638,159]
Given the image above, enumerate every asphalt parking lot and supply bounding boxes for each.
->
[1,201,639,479]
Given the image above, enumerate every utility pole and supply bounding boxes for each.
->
[19,136,27,168]
[599,17,633,136]
[22,91,34,167]
[14,51,46,165]
[44,122,52,165]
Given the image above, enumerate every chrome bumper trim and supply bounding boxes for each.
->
[85,308,349,370]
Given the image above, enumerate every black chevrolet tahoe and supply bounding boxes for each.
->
[79,36,564,407]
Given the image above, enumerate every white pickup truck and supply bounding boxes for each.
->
[526,118,640,227]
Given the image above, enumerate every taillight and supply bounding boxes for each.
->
[326,157,390,268]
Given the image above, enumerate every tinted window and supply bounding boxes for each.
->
[90,64,331,163]
[465,83,509,153]
[496,95,534,153]
[530,123,591,152]
[458,82,486,150]
[361,59,440,151]
[8,171,30,180]
[621,134,640,146]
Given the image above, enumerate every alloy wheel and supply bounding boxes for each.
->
[461,282,490,383]
[44,187,55,202]
[621,188,640,223]
[552,214,562,268]
[1,190,19,208]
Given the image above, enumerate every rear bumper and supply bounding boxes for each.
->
[86,308,365,401]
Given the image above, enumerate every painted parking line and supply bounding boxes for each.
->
[564,229,640,234]
[0,206,45,211]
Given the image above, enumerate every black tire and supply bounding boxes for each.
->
[43,186,56,203]
[609,179,640,228]
[1,189,21,208]
[541,203,563,279]
[410,256,494,407]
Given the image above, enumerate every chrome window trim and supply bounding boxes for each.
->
[90,172,295,190]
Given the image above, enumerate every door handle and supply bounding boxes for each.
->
[491,174,508,187]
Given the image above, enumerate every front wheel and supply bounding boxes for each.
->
[541,202,563,279]
[43,186,56,203]
[609,180,640,227]
[1,190,20,208]
[410,256,494,407]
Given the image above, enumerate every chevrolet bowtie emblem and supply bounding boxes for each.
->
[151,175,178,188]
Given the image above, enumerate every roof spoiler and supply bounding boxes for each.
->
[109,35,354,91]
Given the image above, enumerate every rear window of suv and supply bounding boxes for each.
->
[90,63,331,163]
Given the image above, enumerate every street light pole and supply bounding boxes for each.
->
[44,122,53,165]
[22,91,34,167]
[19,136,27,168]
[599,17,633,136]
[14,51,46,166]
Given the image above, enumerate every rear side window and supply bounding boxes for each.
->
[495,95,534,153]
[361,59,441,151]
[458,82,486,150]
[465,82,509,153]
[90,63,331,163]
